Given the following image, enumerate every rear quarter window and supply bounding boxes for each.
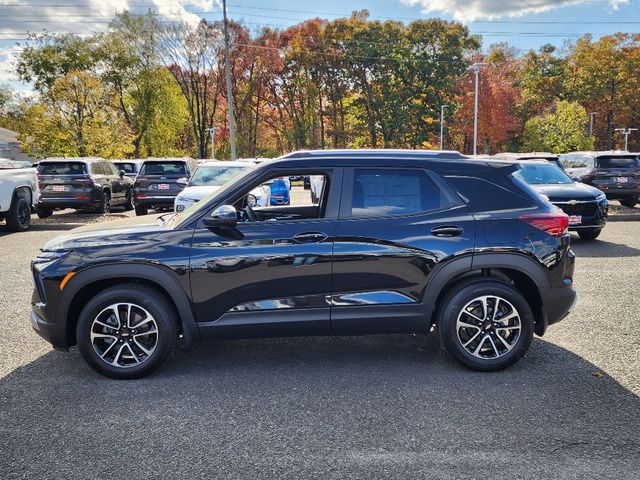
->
[443,175,537,212]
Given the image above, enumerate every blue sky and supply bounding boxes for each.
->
[1,0,639,92]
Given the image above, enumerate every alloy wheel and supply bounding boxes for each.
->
[456,295,521,359]
[90,303,158,368]
[18,202,30,227]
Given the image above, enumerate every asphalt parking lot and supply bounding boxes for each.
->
[1,214,639,479]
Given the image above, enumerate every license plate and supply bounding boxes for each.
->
[158,184,170,190]
[616,177,629,183]
[568,215,582,225]
[52,185,68,192]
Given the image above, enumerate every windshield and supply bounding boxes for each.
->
[38,162,87,175]
[115,162,137,173]
[164,166,255,229]
[139,161,186,175]
[189,165,249,187]
[596,156,640,169]
[514,163,573,185]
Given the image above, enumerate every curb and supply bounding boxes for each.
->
[607,215,640,222]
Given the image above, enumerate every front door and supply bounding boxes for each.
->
[189,167,342,339]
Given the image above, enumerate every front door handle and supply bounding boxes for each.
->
[293,232,328,243]
[431,226,464,237]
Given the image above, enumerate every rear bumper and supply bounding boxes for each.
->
[134,195,177,208]
[595,186,640,199]
[38,195,99,210]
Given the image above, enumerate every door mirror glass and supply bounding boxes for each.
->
[119,170,125,178]
[204,205,237,228]
[177,177,189,187]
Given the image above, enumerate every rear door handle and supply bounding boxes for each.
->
[431,226,464,237]
[293,232,328,243]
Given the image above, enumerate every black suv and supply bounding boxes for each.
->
[133,158,198,216]
[30,150,576,378]
[511,160,608,240]
[36,157,134,217]
[560,151,640,207]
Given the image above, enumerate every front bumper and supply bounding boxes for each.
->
[31,306,68,351]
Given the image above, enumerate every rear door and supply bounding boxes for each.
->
[331,166,476,335]
[103,162,125,203]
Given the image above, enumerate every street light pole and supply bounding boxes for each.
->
[615,128,638,151]
[222,0,236,160]
[440,104,448,150]
[589,112,596,137]
[467,62,487,156]
[206,127,219,160]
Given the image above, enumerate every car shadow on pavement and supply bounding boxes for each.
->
[570,235,640,258]
[1,334,638,478]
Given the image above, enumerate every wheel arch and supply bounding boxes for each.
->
[424,253,548,335]
[13,185,33,204]
[59,263,200,348]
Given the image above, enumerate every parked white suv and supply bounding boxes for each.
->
[0,158,39,231]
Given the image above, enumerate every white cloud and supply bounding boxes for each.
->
[0,0,219,36]
[402,0,630,21]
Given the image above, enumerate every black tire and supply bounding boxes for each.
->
[437,280,534,372]
[36,207,53,219]
[124,189,134,211]
[577,228,602,240]
[619,197,638,208]
[96,191,111,214]
[76,284,178,379]
[135,204,148,216]
[5,195,31,232]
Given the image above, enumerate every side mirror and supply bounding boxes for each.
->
[177,177,189,187]
[203,205,237,228]
[119,170,125,178]
[573,176,582,182]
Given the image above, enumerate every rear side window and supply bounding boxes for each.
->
[90,163,104,175]
[595,156,640,169]
[38,162,87,175]
[140,161,187,175]
[350,169,454,217]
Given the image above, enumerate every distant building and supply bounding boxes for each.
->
[0,127,35,163]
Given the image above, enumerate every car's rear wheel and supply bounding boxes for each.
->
[438,280,534,371]
[578,228,602,240]
[76,285,177,379]
[96,191,111,214]
[6,195,31,232]
[134,204,148,216]
[124,190,134,211]
[36,207,53,219]
[619,197,638,208]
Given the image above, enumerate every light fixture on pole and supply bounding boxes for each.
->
[589,112,596,137]
[467,62,487,156]
[440,104,448,150]
[615,127,638,151]
[206,127,219,160]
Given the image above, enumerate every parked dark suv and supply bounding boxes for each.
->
[560,151,640,207]
[133,158,198,216]
[36,157,134,218]
[30,150,576,378]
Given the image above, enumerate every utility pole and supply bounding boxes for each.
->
[222,0,236,160]
[440,104,448,150]
[615,128,638,151]
[206,127,219,160]
[467,62,487,156]
[589,112,596,137]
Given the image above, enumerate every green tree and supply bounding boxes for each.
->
[523,101,594,153]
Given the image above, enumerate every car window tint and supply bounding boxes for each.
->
[116,163,136,173]
[350,169,447,217]
[560,156,592,169]
[38,162,87,175]
[595,156,640,169]
[140,162,187,175]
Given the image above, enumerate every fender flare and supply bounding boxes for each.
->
[58,262,201,346]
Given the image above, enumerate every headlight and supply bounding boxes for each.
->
[32,250,69,266]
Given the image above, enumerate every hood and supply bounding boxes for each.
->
[42,214,171,251]
[533,182,603,202]
[179,185,221,201]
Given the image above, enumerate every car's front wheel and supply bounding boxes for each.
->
[96,191,111,214]
[76,285,177,379]
[578,228,602,240]
[124,190,134,211]
[438,280,534,371]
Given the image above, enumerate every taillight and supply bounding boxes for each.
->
[519,212,569,237]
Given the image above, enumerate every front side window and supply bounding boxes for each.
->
[350,169,450,217]
[116,162,136,174]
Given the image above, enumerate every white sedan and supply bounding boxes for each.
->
[174,161,270,213]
